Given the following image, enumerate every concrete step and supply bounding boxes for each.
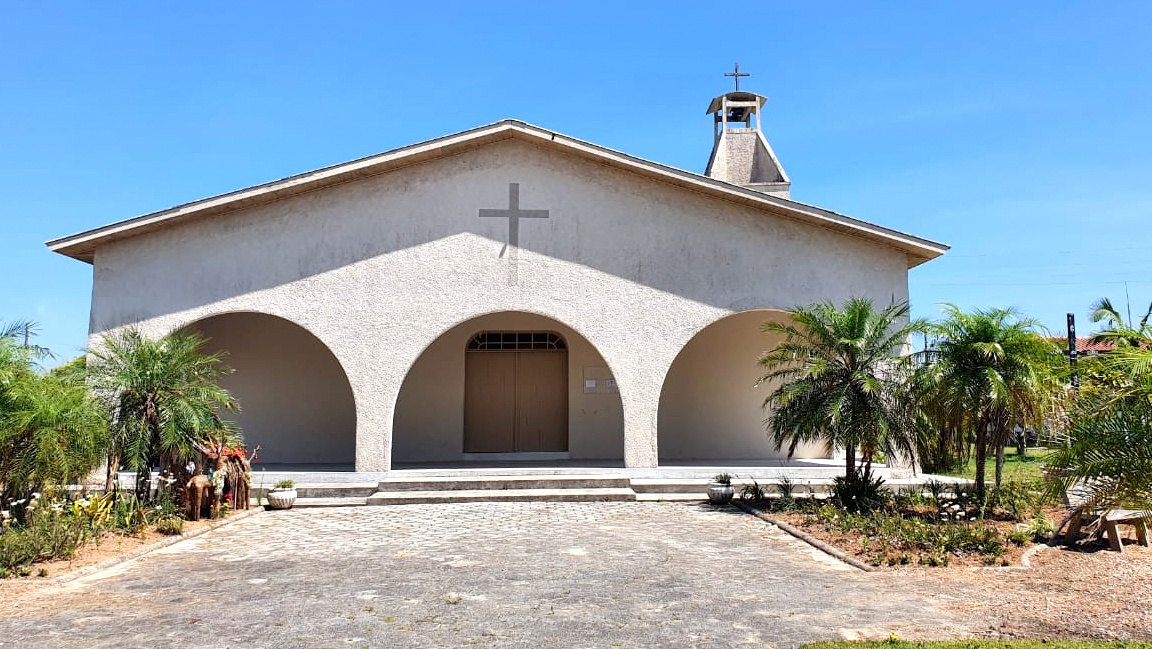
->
[635,492,706,502]
[290,483,379,498]
[366,487,637,505]
[292,497,369,508]
[630,479,711,494]
[376,474,631,492]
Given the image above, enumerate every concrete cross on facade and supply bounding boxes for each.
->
[725,62,749,91]
[479,182,549,285]
[480,183,549,249]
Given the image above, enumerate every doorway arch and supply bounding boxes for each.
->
[393,311,624,464]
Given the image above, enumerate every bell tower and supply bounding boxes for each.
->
[704,64,791,198]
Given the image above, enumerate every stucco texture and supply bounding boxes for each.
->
[87,138,910,470]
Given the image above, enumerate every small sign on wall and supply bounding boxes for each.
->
[583,366,618,394]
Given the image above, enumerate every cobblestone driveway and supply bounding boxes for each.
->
[0,503,979,648]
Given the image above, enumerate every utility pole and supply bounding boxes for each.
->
[1067,312,1079,390]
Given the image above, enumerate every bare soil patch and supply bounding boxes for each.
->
[752,504,1152,639]
[942,541,1152,640]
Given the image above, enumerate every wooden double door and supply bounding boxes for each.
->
[463,349,568,453]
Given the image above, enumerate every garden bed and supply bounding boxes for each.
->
[764,504,1065,568]
[745,479,1065,568]
[2,516,220,580]
[0,491,250,580]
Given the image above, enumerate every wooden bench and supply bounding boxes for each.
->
[1057,477,1151,552]
[1101,509,1151,553]
[1065,505,1151,552]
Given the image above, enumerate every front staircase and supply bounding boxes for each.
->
[279,471,878,508]
[287,474,632,507]
[367,474,635,505]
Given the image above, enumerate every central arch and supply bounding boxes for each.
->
[393,311,625,465]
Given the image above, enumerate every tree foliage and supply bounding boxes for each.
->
[0,322,106,505]
[759,299,925,479]
[84,328,241,495]
[916,305,1061,500]
[1044,296,1152,521]
[1046,398,1152,515]
[1087,296,1152,406]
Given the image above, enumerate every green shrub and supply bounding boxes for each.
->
[924,478,947,504]
[153,516,184,536]
[740,479,767,502]
[1006,529,1032,546]
[1028,512,1055,541]
[775,476,797,500]
[0,507,93,575]
[830,469,888,513]
[984,480,1053,521]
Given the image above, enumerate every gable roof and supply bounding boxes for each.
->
[46,120,948,267]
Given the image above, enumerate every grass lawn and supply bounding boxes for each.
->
[939,446,1050,482]
[803,641,1152,649]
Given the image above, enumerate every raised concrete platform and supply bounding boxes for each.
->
[127,463,953,508]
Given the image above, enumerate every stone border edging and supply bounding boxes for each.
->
[1019,540,1053,568]
[49,507,265,584]
[731,500,876,572]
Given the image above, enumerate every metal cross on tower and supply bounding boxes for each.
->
[725,62,750,91]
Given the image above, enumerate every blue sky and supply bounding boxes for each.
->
[2,2,1150,359]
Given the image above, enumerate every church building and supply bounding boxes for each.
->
[49,85,947,472]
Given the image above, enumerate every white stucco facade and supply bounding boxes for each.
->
[51,120,945,471]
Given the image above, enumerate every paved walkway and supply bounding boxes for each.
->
[0,503,980,648]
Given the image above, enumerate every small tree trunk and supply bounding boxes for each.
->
[995,441,1006,489]
[844,444,856,479]
[974,422,988,502]
[104,452,120,495]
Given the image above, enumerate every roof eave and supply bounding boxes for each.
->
[47,119,949,268]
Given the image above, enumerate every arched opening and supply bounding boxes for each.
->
[393,312,624,465]
[180,312,357,469]
[657,310,826,463]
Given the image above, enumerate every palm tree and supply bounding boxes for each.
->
[758,298,925,480]
[1088,296,1152,405]
[0,322,106,504]
[0,369,107,500]
[1089,296,1152,341]
[918,305,1060,501]
[1045,399,1152,521]
[85,327,241,496]
[0,319,50,359]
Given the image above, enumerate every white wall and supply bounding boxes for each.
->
[88,137,911,470]
[393,312,624,462]
[185,312,356,466]
[658,310,825,461]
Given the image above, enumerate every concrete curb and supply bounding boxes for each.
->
[49,507,264,584]
[1019,540,1054,568]
[731,500,876,572]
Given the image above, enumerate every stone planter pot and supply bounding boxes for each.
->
[707,483,734,505]
[266,488,297,510]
